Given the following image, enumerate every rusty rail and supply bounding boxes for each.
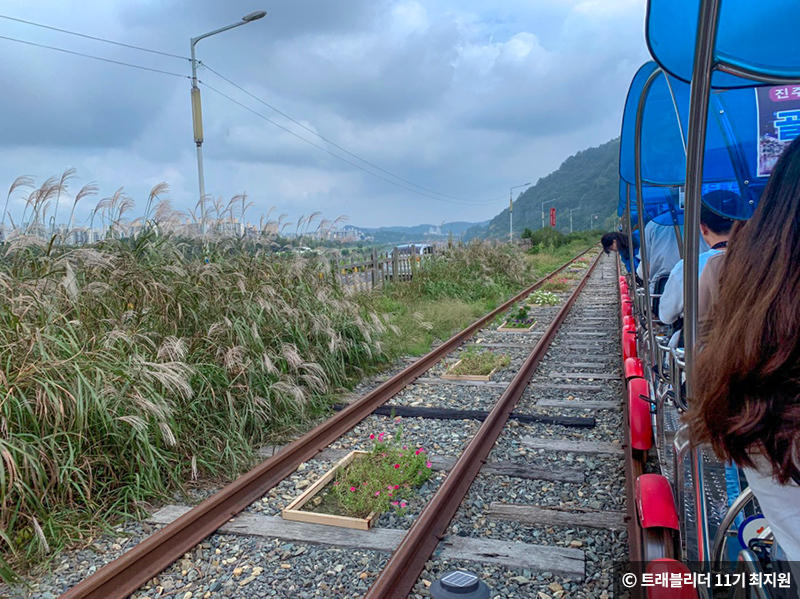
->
[364,250,603,599]
[59,246,597,599]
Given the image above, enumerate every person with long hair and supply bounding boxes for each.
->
[687,135,800,562]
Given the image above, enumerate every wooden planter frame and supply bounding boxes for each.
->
[497,320,537,333]
[282,450,377,530]
[441,359,499,382]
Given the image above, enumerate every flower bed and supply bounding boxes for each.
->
[282,431,432,529]
[442,348,510,381]
[497,305,537,332]
[542,277,571,292]
[527,290,561,306]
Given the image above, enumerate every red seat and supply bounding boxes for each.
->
[624,357,644,380]
[623,324,637,360]
[636,474,679,530]
[621,300,633,320]
[628,378,653,450]
[646,559,697,599]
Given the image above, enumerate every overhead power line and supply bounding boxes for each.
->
[0,13,189,60]
[200,62,502,205]
[0,34,189,78]
[200,81,504,207]
[0,18,506,207]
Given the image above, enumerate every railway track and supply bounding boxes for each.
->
[47,246,631,599]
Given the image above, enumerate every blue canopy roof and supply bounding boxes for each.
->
[646,0,800,88]
[618,63,799,219]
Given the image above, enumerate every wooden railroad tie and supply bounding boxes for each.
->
[489,502,627,531]
[148,507,585,578]
[331,403,596,429]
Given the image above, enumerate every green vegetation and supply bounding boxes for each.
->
[542,278,571,293]
[447,348,510,376]
[311,428,432,519]
[503,305,536,329]
[0,231,389,579]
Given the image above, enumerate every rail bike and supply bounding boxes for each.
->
[618,1,800,597]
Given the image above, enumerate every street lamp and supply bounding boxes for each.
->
[591,213,599,229]
[190,10,267,234]
[509,182,530,243]
[541,198,556,229]
[569,208,579,233]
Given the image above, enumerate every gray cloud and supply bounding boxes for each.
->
[0,0,651,228]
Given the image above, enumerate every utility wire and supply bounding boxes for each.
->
[0,13,189,60]
[201,81,504,207]
[200,62,505,206]
[0,18,505,206]
[0,34,190,78]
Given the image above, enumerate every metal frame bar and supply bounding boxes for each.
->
[684,0,723,568]
[634,68,663,373]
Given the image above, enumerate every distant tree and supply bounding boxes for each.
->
[521,227,534,240]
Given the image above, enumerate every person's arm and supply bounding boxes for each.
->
[658,262,684,324]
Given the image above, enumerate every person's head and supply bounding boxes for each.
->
[688,137,800,483]
[601,232,628,255]
[699,192,737,245]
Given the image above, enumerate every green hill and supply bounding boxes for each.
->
[465,138,619,240]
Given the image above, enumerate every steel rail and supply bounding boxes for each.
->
[60,246,597,599]
[363,250,603,599]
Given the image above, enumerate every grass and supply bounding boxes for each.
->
[0,176,598,582]
[447,348,510,376]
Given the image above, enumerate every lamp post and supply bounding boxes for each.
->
[541,199,556,229]
[191,10,267,234]
[509,182,531,243]
[569,208,579,233]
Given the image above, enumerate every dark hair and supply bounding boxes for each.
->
[687,137,800,484]
[700,193,736,235]
[601,232,628,255]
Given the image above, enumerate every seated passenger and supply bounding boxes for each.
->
[657,195,736,333]
[687,136,800,562]
[635,219,709,293]
[601,231,639,274]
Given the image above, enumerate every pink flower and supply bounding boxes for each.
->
[394,485,399,489]
[333,481,339,486]
[378,433,385,441]
[394,464,400,469]
[415,449,421,455]
[388,492,393,497]
[400,502,407,508]
[349,486,356,492]
[369,434,375,440]
[387,485,393,490]
[426,461,432,468]
[374,491,380,497]
[399,453,403,457]
[362,482,368,486]
[392,501,400,506]
[402,445,407,450]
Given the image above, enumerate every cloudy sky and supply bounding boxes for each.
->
[0,0,650,229]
